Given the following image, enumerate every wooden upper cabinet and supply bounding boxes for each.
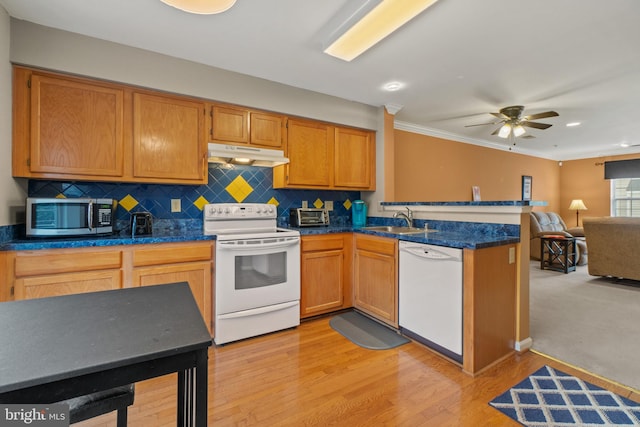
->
[274,120,375,191]
[132,92,206,183]
[12,66,207,184]
[281,119,332,187]
[28,72,125,177]
[250,112,284,148]
[334,127,374,189]
[211,104,284,149]
[211,105,249,143]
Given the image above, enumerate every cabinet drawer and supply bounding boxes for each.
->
[133,242,213,267]
[302,235,344,252]
[15,270,122,300]
[14,249,123,277]
[355,235,396,255]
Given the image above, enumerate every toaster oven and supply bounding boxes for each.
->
[289,208,330,227]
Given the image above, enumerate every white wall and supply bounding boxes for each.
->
[0,8,27,226]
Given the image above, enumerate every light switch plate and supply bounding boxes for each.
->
[325,201,333,211]
[301,200,308,208]
[171,199,181,213]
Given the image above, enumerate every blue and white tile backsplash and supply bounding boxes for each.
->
[27,164,361,231]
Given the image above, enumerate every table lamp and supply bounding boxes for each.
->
[569,199,588,226]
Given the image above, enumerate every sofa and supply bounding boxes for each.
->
[582,217,640,281]
[530,211,587,265]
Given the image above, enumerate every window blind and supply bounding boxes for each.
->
[604,159,640,179]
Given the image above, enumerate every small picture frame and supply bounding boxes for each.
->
[522,175,532,201]
[472,186,481,201]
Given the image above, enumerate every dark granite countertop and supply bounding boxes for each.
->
[1,222,518,252]
[290,225,519,249]
[0,230,215,251]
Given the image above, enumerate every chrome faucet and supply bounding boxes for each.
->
[393,207,413,227]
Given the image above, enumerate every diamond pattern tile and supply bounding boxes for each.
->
[119,194,139,212]
[313,198,323,209]
[226,175,253,203]
[193,195,209,211]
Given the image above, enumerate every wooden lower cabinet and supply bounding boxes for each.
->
[300,234,352,318]
[132,242,213,334]
[353,234,398,327]
[6,241,214,334]
[12,248,124,300]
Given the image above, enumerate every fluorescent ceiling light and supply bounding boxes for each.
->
[566,122,581,127]
[160,0,236,14]
[324,0,439,62]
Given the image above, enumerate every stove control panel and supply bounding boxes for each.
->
[204,203,277,220]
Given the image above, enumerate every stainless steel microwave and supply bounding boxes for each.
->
[26,197,116,237]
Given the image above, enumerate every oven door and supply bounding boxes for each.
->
[215,235,300,315]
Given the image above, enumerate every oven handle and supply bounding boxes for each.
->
[217,301,299,319]
[217,238,300,251]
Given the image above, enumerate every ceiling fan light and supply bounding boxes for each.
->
[160,0,236,14]
[498,123,511,139]
[513,125,526,137]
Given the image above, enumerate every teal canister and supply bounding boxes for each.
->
[352,200,367,228]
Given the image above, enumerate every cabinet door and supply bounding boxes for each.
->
[285,119,332,187]
[301,249,344,317]
[133,262,212,333]
[14,270,122,300]
[133,92,206,183]
[29,74,124,177]
[354,235,398,326]
[250,112,283,148]
[334,127,374,189]
[212,105,249,143]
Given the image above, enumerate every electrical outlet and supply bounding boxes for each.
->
[325,201,333,211]
[508,247,515,264]
[171,199,181,213]
[301,200,308,208]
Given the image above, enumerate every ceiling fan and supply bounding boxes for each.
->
[466,105,559,139]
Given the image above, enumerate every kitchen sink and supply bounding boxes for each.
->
[361,225,431,235]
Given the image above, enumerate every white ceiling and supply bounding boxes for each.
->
[2,0,640,161]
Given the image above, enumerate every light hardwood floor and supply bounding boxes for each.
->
[78,315,639,426]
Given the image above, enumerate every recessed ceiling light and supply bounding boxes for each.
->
[383,81,405,91]
[566,122,581,127]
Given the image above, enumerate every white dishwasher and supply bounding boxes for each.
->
[399,240,463,363]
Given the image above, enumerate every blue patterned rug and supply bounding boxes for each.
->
[490,366,640,426]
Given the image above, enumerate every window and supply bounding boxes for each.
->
[611,178,640,217]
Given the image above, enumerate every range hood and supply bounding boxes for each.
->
[207,143,289,167]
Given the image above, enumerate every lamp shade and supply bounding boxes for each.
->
[160,0,236,14]
[568,199,588,211]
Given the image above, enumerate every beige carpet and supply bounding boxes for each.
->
[529,260,640,391]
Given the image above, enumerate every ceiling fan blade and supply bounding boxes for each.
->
[491,126,502,136]
[524,111,559,121]
[490,112,508,119]
[465,121,501,128]
[521,121,552,130]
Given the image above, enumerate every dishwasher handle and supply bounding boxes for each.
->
[400,245,460,261]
